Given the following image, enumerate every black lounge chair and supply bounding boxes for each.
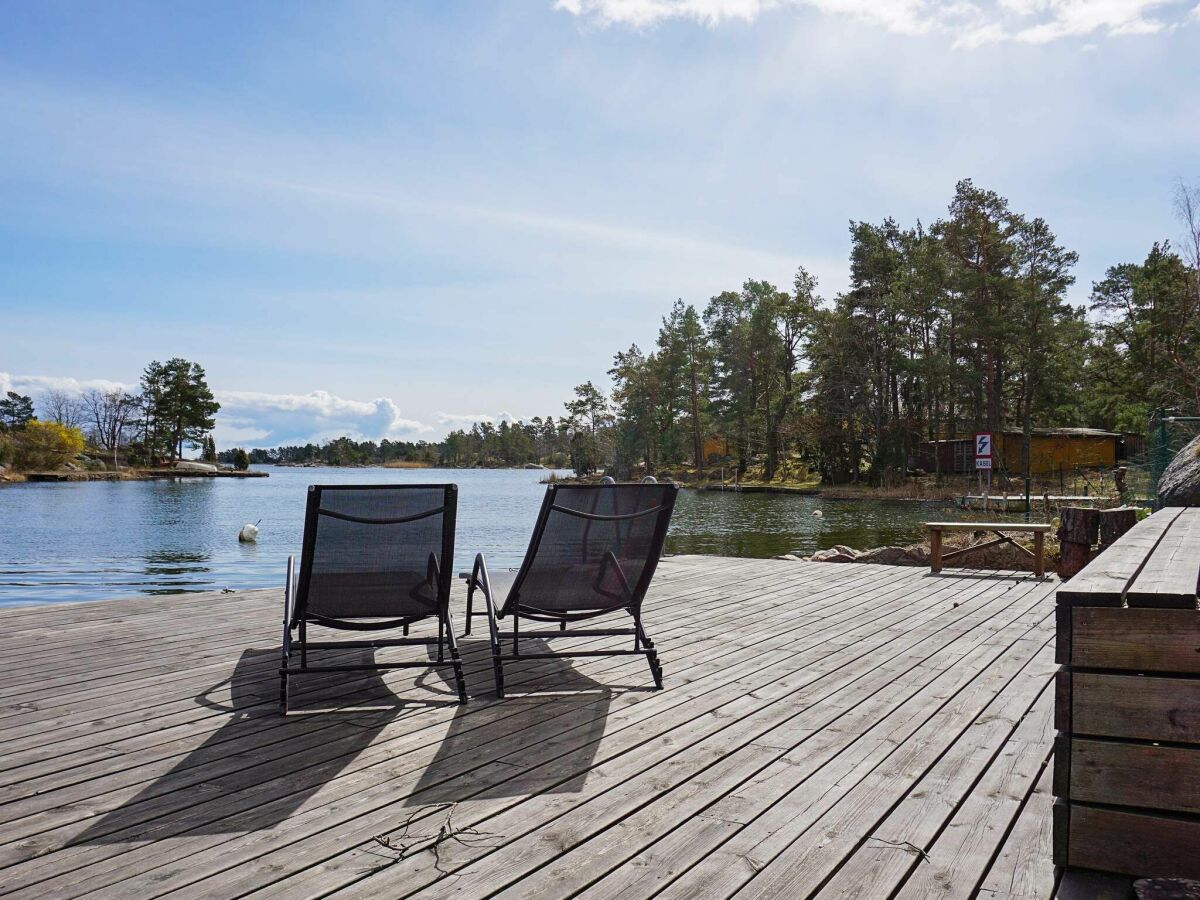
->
[280,484,466,713]
[465,481,678,697]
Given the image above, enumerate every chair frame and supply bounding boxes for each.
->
[280,484,466,713]
[465,482,677,697]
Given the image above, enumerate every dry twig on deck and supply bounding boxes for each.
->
[368,802,500,876]
[868,837,931,863]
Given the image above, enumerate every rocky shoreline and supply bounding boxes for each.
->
[784,530,1056,573]
[2,467,268,484]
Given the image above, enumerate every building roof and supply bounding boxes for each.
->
[925,427,1123,444]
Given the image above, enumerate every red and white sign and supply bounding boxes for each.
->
[975,433,993,458]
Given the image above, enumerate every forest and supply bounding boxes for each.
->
[230,179,1200,485]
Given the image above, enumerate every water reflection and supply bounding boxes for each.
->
[666,491,996,559]
[140,550,212,594]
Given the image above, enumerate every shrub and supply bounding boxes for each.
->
[231,448,250,470]
[14,421,86,471]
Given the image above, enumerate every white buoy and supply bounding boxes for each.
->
[238,523,259,543]
[811,509,823,517]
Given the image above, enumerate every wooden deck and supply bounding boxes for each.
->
[0,556,1064,899]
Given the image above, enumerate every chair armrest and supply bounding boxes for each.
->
[471,553,503,642]
[282,555,296,656]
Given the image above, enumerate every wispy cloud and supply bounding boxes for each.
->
[0,78,805,296]
[555,0,1196,44]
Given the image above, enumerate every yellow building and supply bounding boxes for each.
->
[920,428,1126,475]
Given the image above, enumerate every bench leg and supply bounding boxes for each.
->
[930,529,942,573]
[1034,530,1045,578]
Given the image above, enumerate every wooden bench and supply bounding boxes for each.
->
[925,521,1052,577]
[1054,506,1200,882]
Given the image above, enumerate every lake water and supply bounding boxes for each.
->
[0,466,992,605]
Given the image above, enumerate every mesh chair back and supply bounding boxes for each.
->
[295,484,456,624]
[506,483,677,616]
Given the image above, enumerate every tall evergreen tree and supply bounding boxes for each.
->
[0,392,35,431]
[140,359,220,462]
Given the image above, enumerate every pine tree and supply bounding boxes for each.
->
[0,392,35,431]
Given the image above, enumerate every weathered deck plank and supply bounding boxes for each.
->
[0,556,1059,899]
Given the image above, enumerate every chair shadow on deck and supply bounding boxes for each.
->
[72,645,461,844]
[408,637,625,803]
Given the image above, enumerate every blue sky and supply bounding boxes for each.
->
[2,1,1198,448]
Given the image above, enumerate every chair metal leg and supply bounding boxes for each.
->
[633,612,663,689]
[474,553,506,698]
[443,611,468,705]
[280,581,292,715]
[465,581,475,636]
[487,617,506,698]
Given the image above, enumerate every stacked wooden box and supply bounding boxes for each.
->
[1054,506,1200,880]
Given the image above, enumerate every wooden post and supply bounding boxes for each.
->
[930,527,943,573]
[1034,530,1045,578]
[1099,506,1139,548]
[1058,507,1100,579]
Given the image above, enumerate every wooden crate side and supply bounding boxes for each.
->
[1070,607,1200,674]
[1053,798,1070,867]
[1066,803,1200,880]
[1068,738,1200,815]
[1053,732,1072,799]
[1126,507,1200,609]
[1072,672,1200,744]
[1055,605,1072,665]
[1055,668,1072,733]
[1056,507,1184,608]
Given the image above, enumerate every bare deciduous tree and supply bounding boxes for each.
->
[1175,178,1200,276]
[81,389,139,468]
[40,389,85,430]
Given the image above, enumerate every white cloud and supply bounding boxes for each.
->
[0,372,132,398]
[435,411,521,428]
[556,0,1196,44]
[213,390,432,448]
[0,373,432,448]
